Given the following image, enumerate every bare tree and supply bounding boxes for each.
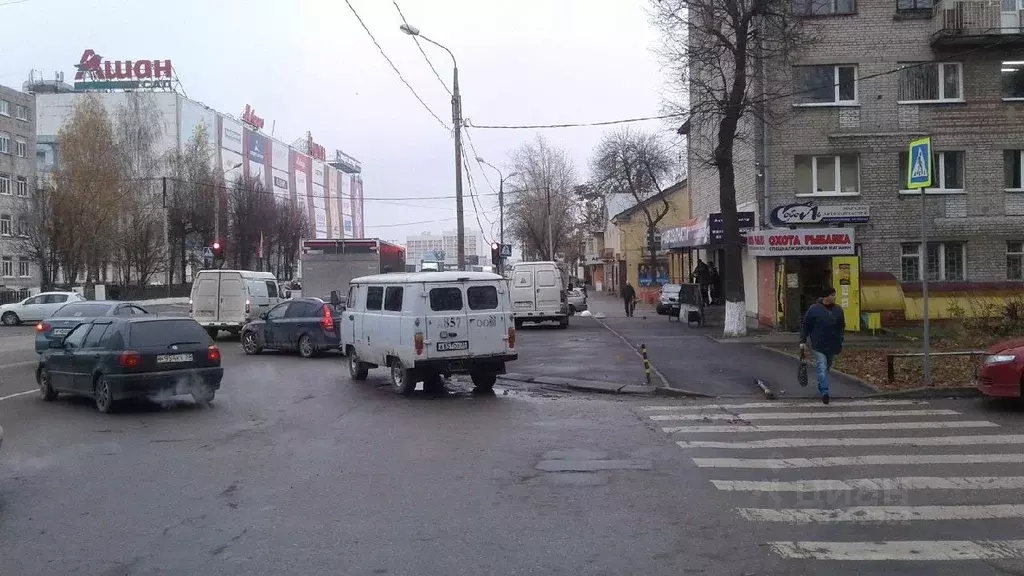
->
[12,179,60,289]
[591,128,675,276]
[505,136,579,261]
[167,123,217,283]
[272,199,309,280]
[651,0,813,335]
[228,176,275,270]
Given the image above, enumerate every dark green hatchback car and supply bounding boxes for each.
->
[36,316,224,413]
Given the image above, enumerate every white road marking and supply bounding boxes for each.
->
[0,389,35,402]
[662,421,998,434]
[693,454,1024,469]
[678,434,1024,449]
[650,409,958,422]
[711,476,1024,492]
[641,400,923,411]
[740,504,1024,523]
[770,539,1024,561]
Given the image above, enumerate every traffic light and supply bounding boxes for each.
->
[212,240,223,257]
[490,243,500,267]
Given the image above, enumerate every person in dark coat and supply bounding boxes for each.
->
[707,261,720,305]
[622,282,637,317]
[692,259,711,306]
[799,286,846,404]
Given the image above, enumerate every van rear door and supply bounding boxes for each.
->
[424,283,470,358]
[511,269,535,313]
[465,281,509,357]
[535,267,562,314]
[191,273,220,323]
[218,272,246,324]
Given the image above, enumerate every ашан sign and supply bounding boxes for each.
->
[241,104,265,130]
[746,228,856,257]
[74,49,173,91]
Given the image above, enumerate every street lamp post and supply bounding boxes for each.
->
[400,23,466,270]
[475,157,517,249]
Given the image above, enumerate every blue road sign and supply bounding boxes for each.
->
[499,243,513,258]
[907,137,932,189]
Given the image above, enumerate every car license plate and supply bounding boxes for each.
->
[156,353,194,364]
[514,302,532,309]
[51,328,70,337]
[436,341,469,352]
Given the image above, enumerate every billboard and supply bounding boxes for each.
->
[179,99,217,156]
[244,128,267,184]
[328,167,343,238]
[312,160,327,238]
[352,176,364,237]
[221,116,243,155]
[291,150,313,234]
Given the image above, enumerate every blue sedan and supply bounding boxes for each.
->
[35,301,149,354]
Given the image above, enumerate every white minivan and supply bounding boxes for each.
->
[190,270,281,338]
[509,261,569,329]
[340,271,518,395]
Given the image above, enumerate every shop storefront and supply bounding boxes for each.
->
[661,212,755,290]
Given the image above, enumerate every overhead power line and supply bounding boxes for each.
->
[391,0,452,96]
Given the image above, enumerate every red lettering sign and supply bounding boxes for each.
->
[241,104,265,130]
[74,49,173,81]
[308,134,326,161]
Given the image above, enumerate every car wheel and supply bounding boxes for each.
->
[242,330,262,355]
[471,370,497,391]
[94,376,115,414]
[191,384,215,406]
[348,349,369,381]
[298,334,316,358]
[37,367,58,401]
[1,312,20,326]
[390,359,416,396]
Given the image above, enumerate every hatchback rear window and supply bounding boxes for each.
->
[429,287,463,311]
[129,320,211,347]
[467,286,498,310]
[54,303,112,317]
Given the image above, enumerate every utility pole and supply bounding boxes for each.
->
[921,187,931,385]
[452,66,466,271]
[162,177,170,296]
[546,185,554,261]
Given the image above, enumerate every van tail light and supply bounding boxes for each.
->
[36,322,51,333]
[320,304,335,331]
[245,299,251,315]
[188,299,194,315]
[207,345,221,364]
[507,327,516,349]
[414,332,424,355]
[119,351,141,368]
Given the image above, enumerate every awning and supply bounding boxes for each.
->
[662,212,755,250]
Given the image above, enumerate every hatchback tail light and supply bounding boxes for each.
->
[508,327,516,349]
[414,332,424,355]
[320,304,335,331]
[36,322,51,333]
[245,299,251,315]
[207,345,221,364]
[119,351,141,368]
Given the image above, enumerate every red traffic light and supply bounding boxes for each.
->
[491,243,499,251]
[212,241,221,251]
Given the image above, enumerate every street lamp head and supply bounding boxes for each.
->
[507,172,520,180]
[399,23,420,36]
[475,156,486,163]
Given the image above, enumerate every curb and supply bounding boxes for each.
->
[498,373,656,395]
[871,386,983,399]
[651,386,718,398]
[592,317,672,389]
[758,344,881,393]
[754,378,776,400]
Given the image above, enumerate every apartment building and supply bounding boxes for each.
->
[405,230,483,269]
[685,0,1024,329]
[0,85,37,299]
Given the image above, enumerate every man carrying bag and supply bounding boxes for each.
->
[799,286,845,405]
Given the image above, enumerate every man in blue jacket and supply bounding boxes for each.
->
[799,286,845,404]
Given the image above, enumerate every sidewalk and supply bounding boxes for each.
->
[585,291,872,398]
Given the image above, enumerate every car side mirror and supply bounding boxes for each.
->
[259,312,269,320]
[329,290,341,308]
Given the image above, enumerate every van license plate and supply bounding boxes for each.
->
[436,341,469,352]
[157,353,194,364]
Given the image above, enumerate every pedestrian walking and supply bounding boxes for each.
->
[799,286,845,405]
[707,261,720,305]
[622,282,637,317]
[692,259,711,306]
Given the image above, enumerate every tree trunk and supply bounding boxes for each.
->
[716,145,746,337]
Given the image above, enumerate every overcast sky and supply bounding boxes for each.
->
[1,0,677,245]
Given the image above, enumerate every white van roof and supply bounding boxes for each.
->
[512,261,559,267]
[196,270,277,279]
[351,271,503,284]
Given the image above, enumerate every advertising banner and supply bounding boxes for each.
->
[352,176,364,237]
[328,167,343,238]
[745,228,856,257]
[272,170,290,203]
[769,202,870,226]
[312,160,325,187]
[221,116,243,154]
[291,150,313,231]
[179,99,217,155]
[272,138,289,172]
[244,128,267,183]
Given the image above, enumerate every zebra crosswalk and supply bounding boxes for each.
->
[640,399,1024,564]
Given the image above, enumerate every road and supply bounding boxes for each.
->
[2,309,1024,575]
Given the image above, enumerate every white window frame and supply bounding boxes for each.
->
[1002,61,1024,102]
[0,214,11,237]
[0,100,9,117]
[17,258,30,278]
[793,0,857,16]
[1007,241,1024,281]
[0,257,12,278]
[0,173,10,196]
[0,133,9,154]
[795,154,861,197]
[1006,149,1024,192]
[15,176,27,197]
[15,140,26,158]
[902,242,967,282]
[794,65,859,107]
[15,104,28,121]
[898,62,964,104]
[901,244,922,282]
[899,151,966,195]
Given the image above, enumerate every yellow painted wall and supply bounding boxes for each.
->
[614,186,693,288]
[831,256,861,332]
[903,293,1024,321]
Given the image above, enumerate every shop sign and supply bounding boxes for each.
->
[73,49,173,91]
[709,211,755,243]
[662,217,708,249]
[241,104,265,130]
[308,134,326,161]
[746,228,856,257]
[769,202,869,226]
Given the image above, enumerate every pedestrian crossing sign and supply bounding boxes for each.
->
[907,137,932,189]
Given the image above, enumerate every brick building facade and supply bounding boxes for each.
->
[0,84,37,298]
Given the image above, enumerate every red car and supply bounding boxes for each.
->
[976,338,1024,398]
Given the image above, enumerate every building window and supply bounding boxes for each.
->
[15,104,28,121]
[901,244,921,282]
[16,217,28,237]
[1,257,12,278]
[899,151,965,191]
[898,62,963,103]
[1008,242,1024,280]
[18,258,30,278]
[0,100,9,116]
[1006,150,1024,190]
[15,176,27,197]
[897,0,933,9]
[794,65,858,105]
[792,0,856,15]
[1004,61,1024,100]
[0,133,9,154]
[15,140,26,158]
[902,242,966,282]
[0,173,10,195]
[0,214,10,236]
[795,154,860,195]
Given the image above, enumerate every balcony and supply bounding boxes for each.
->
[932,0,1024,49]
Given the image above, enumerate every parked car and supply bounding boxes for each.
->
[342,271,518,395]
[656,284,682,316]
[36,316,223,413]
[976,338,1024,398]
[240,297,340,358]
[1,291,85,326]
[35,301,149,353]
[567,289,588,315]
[510,261,569,328]
[190,270,281,339]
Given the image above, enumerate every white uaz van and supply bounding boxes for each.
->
[340,271,518,395]
[190,270,282,339]
[509,261,569,329]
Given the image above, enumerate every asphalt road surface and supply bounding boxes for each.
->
[3,312,1024,575]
